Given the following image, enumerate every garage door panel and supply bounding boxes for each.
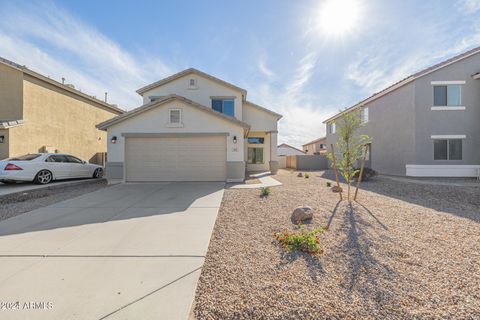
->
[125,136,227,182]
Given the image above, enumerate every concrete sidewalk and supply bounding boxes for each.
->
[0,182,224,320]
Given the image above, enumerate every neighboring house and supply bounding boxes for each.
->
[323,46,480,177]
[97,68,282,182]
[0,57,124,163]
[277,143,305,156]
[302,137,327,155]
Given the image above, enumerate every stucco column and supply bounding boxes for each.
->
[269,131,279,174]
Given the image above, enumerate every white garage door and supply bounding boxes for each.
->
[125,136,227,182]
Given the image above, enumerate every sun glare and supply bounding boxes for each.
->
[318,0,362,37]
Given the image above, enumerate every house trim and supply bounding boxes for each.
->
[121,132,230,138]
[430,135,466,139]
[97,94,251,130]
[0,57,124,115]
[430,80,466,85]
[430,106,466,111]
[406,164,480,177]
[136,68,247,95]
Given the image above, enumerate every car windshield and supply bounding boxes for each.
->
[8,154,41,161]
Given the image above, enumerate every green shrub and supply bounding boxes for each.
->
[274,225,326,256]
[326,181,332,187]
[260,187,271,197]
[304,173,310,179]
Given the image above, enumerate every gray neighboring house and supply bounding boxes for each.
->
[324,46,480,177]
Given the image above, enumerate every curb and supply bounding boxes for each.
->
[0,179,106,199]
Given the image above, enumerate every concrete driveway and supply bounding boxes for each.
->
[0,182,224,320]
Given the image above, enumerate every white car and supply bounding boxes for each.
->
[0,153,104,185]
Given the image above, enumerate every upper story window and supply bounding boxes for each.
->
[211,98,234,117]
[328,122,336,134]
[433,83,463,106]
[169,109,182,124]
[361,107,369,123]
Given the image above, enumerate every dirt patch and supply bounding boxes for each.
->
[194,169,480,319]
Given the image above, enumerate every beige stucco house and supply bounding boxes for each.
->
[97,68,282,182]
[0,57,124,163]
[302,137,327,155]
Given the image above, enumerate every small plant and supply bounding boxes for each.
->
[260,187,271,197]
[326,181,332,187]
[304,173,310,179]
[274,225,326,256]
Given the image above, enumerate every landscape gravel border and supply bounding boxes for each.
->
[194,169,480,319]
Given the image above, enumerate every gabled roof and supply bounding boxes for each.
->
[244,101,283,119]
[97,94,250,130]
[0,57,124,115]
[277,143,305,154]
[302,136,326,146]
[136,68,248,96]
[323,46,480,123]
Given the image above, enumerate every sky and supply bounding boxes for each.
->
[0,0,479,148]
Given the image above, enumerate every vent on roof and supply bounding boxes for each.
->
[65,84,75,89]
[188,78,197,89]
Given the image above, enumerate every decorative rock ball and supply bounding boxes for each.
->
[291,206,313,224]
[297,172,303,177]
[331,186,343,193]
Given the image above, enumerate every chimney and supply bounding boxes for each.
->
[62,77,65,84]
[104,92,108,103]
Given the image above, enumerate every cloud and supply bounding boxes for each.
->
[0,1,172,108]
[345,26,480,97]
[247,52,334,148]
[457,0,480,14]
[257,55,276,79]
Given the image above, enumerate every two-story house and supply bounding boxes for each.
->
[97,68,282,182]
[0,57,124,163]
[302,137,327,155]
[323,46,480,177]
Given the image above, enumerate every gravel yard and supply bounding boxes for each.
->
[0,179,108,221]
[194,169,480,319]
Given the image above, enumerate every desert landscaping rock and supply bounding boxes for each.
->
[194,169,480,319]
[297,172,303,177]
[291,205,313,224]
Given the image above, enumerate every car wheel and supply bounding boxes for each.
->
[93,168,104,179]
[34,170,53,185]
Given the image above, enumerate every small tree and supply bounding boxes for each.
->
[328,108,371,201]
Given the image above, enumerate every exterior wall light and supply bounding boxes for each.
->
[233,135,237,144]
[111,136,117,144]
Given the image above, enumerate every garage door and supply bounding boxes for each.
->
[125,136,227,182]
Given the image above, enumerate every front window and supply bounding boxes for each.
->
[248,147,264,164]
[434,85,462,106]
[211,99,234,117]
[434,139,462,160]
